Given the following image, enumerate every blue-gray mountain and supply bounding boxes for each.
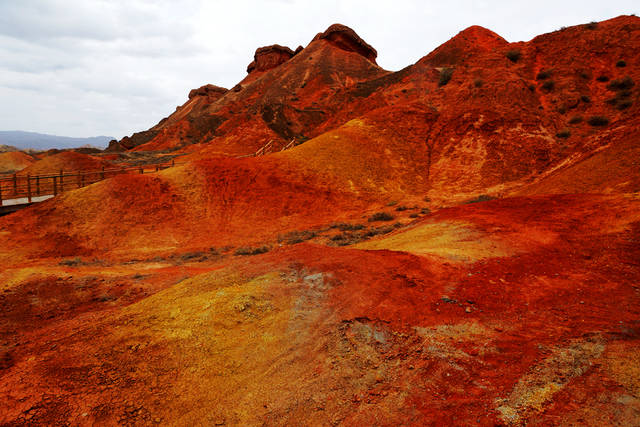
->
[0,131,113,151]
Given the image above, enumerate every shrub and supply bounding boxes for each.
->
[556,129,571,138]
[580,95,591,103]
[420,207,431,215]
[616,100,633,110]
[596,75,610,82]
[568,115,583,124]
[329,222,365,231]
[541,80,555,91]
[579,71,590,79]
[607,76,634,91]
[234,246,270,256]
[395,205,409,211]
[528,84,536,92]
[587,116,609,126]
[474,78,484,88]
[59,257,82,266]
[280,230,317,244]
[585,21,598,30]
[409,213,419,218]
[368,212,395,222]
[439,68,453,86]
[506,50,521,62]
[536,70,552,80]
[616,60,627,67]
[464,194,496,204]
[557,106,567,114]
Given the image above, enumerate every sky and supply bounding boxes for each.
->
[0,0,637,139]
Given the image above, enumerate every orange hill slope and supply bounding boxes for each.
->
[18,151,114,176]
[0,151,35,173]
[0,193,638,425]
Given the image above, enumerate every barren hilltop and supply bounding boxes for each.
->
[1,17,639,425]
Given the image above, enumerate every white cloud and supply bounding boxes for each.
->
[0,0,637,138]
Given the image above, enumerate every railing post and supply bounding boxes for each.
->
[139,167,143,174]
[0,183,3,206]
[27,175,32,203]
[101,166,105,180]
[12,174,17,196]
[59,170,63,193]
[81,173,85,187]
[36,176,40,196]
[172,159,175,167]
[53,176,57,196]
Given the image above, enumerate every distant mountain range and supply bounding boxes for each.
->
[0,131,113,151]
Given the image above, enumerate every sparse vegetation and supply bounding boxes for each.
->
[528,84,536,92]
[329,222,365,231]
[541,80,555,92]
[474,78,484,88]
[580,95,591,103]
[596,75,610,82]
[421,207,431,215]
[409,213,419,218]
[556,129,571,138]
[395,205,409,211]
[59,257,83,266]
[587,116,609,126]
[464,194,496,204]
[568,115,583,124]
[234,246,270,256]
[607,76,634,91]
[616,60,627,67]
[536,70,552,80]
[585,21,598,30]
[579,71,590,79]
[279,229,317,244]
[506,50,521,62]
[439,68,453,87]
[368,212,395,222]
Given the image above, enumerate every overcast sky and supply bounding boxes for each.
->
[0,0,637,139]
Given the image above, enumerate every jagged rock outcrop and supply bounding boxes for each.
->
[247,44,296,74]
[312,24,377,63]
[188,84,228,100]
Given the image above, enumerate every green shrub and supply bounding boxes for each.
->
[541,80,555,91]
[616,60,627,67]
[587,116,609,126]
[439,68,453,86]
[506,50,521,62]
[536,70,552,80]
[279,230,317,244]
[556,129,571,138]
[395,205,409,211]
[368,212,395,222]
[585,21,598,30]
[616,100,633,110]
[474,78,484,88]
[596,75,610,82]
[234,246,270,256]
[464,194,496,204]
[607,76,634,91]
[580,95,591,103]
[568,115,583,124]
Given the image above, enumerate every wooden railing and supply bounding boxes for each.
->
[0,160,179,206]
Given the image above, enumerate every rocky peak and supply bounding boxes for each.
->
[311,24,377,64]
[188,84,228,100]
[247,44,296,74]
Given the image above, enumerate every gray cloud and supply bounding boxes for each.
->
[0,0,637,139]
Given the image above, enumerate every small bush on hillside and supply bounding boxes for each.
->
[607,76,634,91]
[464,194,496,204]
[234,246,270,256]
[368,212,395,222]
[596,75,610,82]
[506,50,521,62]
[580,95,591,103]
[395,205,409,211]
[474,78,484,88]
[329,222,365,231]
[585,21,598,30]
[59,257,83,266]
[616,60,627,67]
[568,115,583,124]
[279,230,317,245]
[541,80,555,91]
[587,116,609,126]
[556,129,571,138]
[616,100,633,110]
[528,84,536,92]
[439,68,453,86]
[536,70,552,80]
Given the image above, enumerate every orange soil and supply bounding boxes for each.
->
[0,151,35,173]
[1,17,640,426]
[18,151,115,176]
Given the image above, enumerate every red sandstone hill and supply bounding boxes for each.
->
[1,17,639,426]
[17,151,115,176]
[0,151,35,173]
